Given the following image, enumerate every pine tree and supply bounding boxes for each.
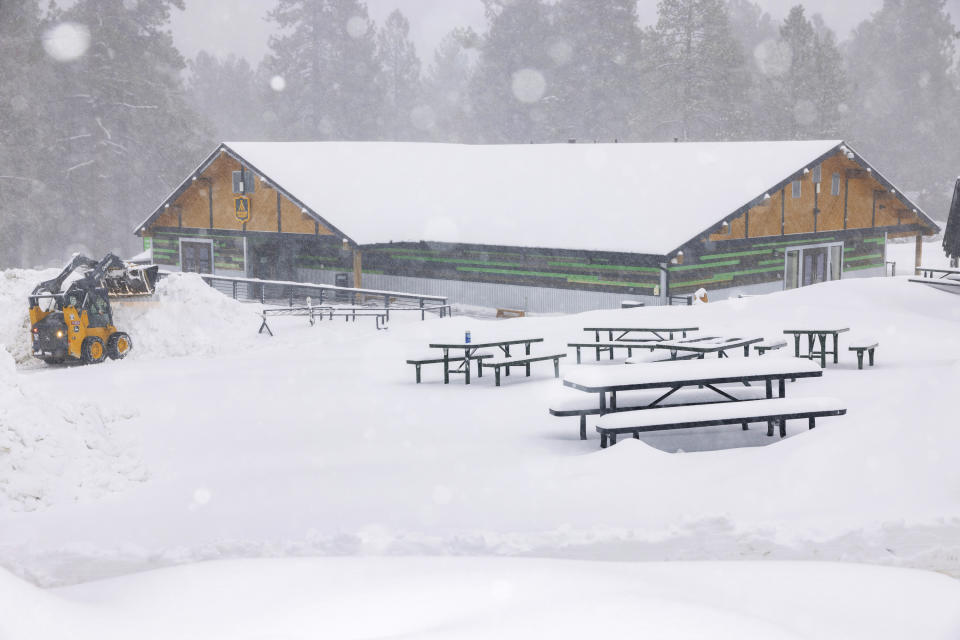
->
[0,1,61,267]
[43,0,206,259]
[551,0,644,141]
[644,0,751,141]
[187,52,266,142]
[760,6,846,139]
[424,28,480,142]
[846,0,960,214]
[263,0,382,140]
[375,10,423,141]
[469,0,558,143]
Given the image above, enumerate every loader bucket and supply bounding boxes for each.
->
[104,264,159,298]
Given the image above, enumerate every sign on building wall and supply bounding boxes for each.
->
[234,196,251,223]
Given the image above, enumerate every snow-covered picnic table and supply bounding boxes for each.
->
[583,326,699,343]
[638,335,764,360]
[916,266,960,279]
[563,358,823,413]
[783,327,850,368]
[428,338,544,384]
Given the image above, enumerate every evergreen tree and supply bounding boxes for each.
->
[375,10,423,141]
[263,0,382,140]
[644,0,750,141]
[760,6,846,139]
[469,0,558,143]
[424,28,480,142]
[0,1,60,267]
[44,0,206,259]
[846,0,960,214]
[551,0,644,141]
[187,52,266,142]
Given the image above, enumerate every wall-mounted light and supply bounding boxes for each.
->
[191,176,197,181]
[803,168,810,175]
[763,193,771,201]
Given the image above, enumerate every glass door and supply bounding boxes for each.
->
[181,241,212,274]
[785,242,843,290]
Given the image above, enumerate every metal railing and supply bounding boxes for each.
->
[159,271,450,318]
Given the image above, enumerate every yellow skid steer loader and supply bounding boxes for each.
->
[28,253,158,364]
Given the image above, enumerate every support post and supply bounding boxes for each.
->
[353,248,362,290]
[914,233,923,275]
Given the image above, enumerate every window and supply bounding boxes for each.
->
[831,172,841,196]
[232,170,255,194]
[181,240,213,274]
[785,250,800,290]
[812,164,821,183]
[791,180,802,198]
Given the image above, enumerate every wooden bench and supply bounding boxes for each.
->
[407,354,492,383]
[754,338,787,355]
[848,340,878,369]
[595,397,846,447]
[567,341,657,363]
[496,308,526,319]
[550,386,768,440]
[480,353,566,386]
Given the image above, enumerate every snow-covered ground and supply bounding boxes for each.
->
[4,557,960,639]
[2,267,960,635]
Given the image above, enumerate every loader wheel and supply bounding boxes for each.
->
[107,332,132,360]
[81,336,106,364]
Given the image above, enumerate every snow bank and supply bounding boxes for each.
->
[112,272,261,359]
[3,557,959,639]
[0,348,146,512]
[0,268,58,364]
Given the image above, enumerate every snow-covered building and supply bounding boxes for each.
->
[136,140,940,311]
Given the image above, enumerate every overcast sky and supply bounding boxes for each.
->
[170,0,953,67]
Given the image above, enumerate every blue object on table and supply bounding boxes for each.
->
[465,330,471,343]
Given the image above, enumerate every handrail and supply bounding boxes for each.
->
[158,270,449,315]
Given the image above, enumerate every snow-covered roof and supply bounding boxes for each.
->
[139,139,937,255]
[221,140,841,255]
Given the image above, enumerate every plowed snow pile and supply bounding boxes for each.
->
[0,348,147,512]
[111,273,261,359]
[0,269,58,364]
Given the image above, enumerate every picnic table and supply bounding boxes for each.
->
[916,266,960,279]
[783,328,849,368]
[563,358,823,414]
[640,336,763,360]
[583,326,699,342]
[428,338,544,385]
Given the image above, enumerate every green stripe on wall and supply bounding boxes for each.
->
[547,261,660,273]
[844,262,884,271]
[698,249,773,260]
[669,259,739,271]
[843,253,883,263]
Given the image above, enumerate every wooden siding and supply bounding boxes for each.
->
[709,150,924,242]
[151,153,334,236]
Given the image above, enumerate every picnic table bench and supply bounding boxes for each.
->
[428,338,544,385]
[595,397,846,447]
[848,339,879,369]
[407,353,492,383]
[479,353,566,386]
[783,328,849,368]
[754,338,787,355]
[550,386,768,440]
